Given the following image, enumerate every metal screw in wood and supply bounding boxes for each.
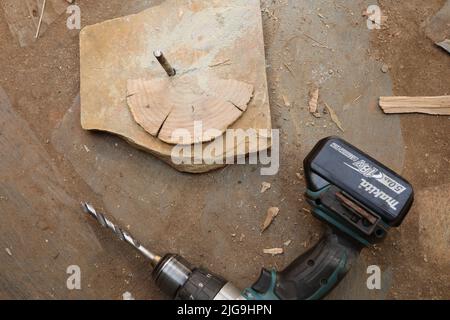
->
[153,50,176,77]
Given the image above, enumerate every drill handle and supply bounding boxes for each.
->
[244,230,361,300]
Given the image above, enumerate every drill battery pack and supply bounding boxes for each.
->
[304,137,414,246]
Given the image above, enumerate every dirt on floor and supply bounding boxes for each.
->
[0,0,448,299]
[369,0,450,299]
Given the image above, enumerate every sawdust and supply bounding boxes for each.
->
[370,0,450,299]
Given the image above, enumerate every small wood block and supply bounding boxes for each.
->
[80,0,271,173]
[379,96,450,115]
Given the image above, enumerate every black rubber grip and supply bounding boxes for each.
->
[274,230,361,300]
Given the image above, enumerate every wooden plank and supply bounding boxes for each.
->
[379,96,450,115]
[0,0,68,47]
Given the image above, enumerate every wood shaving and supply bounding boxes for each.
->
[309,87,321,117]
[263,248,284,256]
[35,0,47,39]
[325,102,345,132]
[260,182,271,193]
[261,207,279,233]
[282,95,291,107]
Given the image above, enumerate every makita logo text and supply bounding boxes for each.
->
[359,179,399,211]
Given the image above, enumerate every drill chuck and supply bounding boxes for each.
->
[152,254,243,300]
[152,254,193,298]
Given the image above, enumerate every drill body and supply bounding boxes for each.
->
[243,137,413,300]
[84,137,414,300]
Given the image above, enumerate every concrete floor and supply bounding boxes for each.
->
[0,0,448,299]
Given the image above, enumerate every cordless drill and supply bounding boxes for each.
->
[82,136,414,300]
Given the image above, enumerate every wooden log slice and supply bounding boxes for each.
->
[127,74,253,145]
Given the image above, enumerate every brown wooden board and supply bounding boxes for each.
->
[80,0,272,173]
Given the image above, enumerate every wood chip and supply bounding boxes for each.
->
[308,87,319,114]
[282,95,291,107]
[379,96,450,115]
[122,291,135,300]
[263,248,284,255]
[5,248,12,256]
[261,207,279,233]
[260,182,271,193]
[325,102,345,132]
[284,240,292,247]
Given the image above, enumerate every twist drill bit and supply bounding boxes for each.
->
[81,203,161,267]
